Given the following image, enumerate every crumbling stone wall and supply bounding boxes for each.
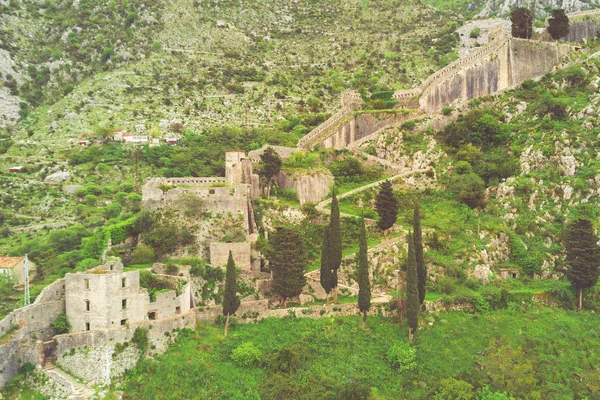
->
[276,169,334,205]
[0,279,65,386]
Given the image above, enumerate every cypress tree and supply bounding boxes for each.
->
[259,147,282,197]
[329,188,342,303]
[406,232,419,341]
[547,9,569,41]
[320,225,334,304]
[563,218,600,310]
[413,203,426,305]
[357,215,371,329]
[511,7,533,39]
[374,180,399,233]
[222,251,240,336]
[269,227,307,308]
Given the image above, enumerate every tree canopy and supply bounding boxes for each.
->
[269,227,307,308]
[374,180,399,232]
[413,203,426,305]
[547,9,569,41]
[223,251,240,336]
[511,7,533,39]
[259,147,282,195]
[357,215,371,329]
[563,218,600,310]
[406,232,419,341]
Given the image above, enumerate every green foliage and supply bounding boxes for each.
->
[259,147,282,191]
[387,341,417,372]
[413,203,426,305]
[435,378,475,400]
[51,313,71,334]
[132,327,149,355]
[374,180,399,231]
[509,233,542,277]
[130,244,156,265]
[267,228,307,305]
[547,9,569,41]
[563,218,600,309]
[482,337,540,399]
[406,232,419,337]
[223,251,241,317]
[319,225,334,296]
[357,216,371,320]
[231,342,262,367]
[447,172,486,209]
[139,271,176,302]
[511,7,533,39]
[469,28,481,39]
[329,190,342,273]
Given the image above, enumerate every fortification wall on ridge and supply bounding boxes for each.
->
[562,9,600,42]
[320,112,419,149]
[510,39,572,85]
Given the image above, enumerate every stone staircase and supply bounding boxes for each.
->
[43,363,95,400]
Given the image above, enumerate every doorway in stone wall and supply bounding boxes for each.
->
[42,340,56,367]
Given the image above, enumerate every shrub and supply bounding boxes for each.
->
[131,244,156,265]
[132,327,148,354]
[469,27,481,38]
[442,106,454,116]
[51,313,71,334]
[265,346,302,373]
[447,172,486,208]
[387,341,417,372]
[231,342,262,367]
[437,276,456,295]
[435,378,475,400]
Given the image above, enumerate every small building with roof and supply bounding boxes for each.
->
[0,257,37,285]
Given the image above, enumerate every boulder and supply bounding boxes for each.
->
[45,171,71,183]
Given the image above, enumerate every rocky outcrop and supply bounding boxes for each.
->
[277,169,334,205]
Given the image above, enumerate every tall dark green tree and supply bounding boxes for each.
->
[374,180,399,233]
[357,215,371,329]
[259,147,282,197]
[413,203,426,305]
[222,251,240,336]
[563,218,600,310]
[329,188,342,303]
[269,227,307,308]
[320,225,334,305]
[406,232,419,341]
[511,7,533,39]
[547,9,569,41]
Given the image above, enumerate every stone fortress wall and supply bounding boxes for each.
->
[0,279,66,386]
[558,9,600,42]
[301,10,597,149]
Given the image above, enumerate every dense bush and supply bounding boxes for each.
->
[231,342,262,367]
[387,341,416,372]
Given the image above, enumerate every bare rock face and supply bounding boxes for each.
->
[0,50,22,127]
[44,171,71,183]
[277,169,334,205]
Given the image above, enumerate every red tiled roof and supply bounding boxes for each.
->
[0,257,24,270]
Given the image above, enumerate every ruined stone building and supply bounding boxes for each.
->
[65,260,193,332]
[142,150,261,271]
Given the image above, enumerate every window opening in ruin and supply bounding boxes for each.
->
[209,189,215,195]
[176,306,181,314]
[85,323,90,331]
[122,299,127,310]
[84,279,90,289]
[110,265,113,271]
[121,319,128,326]
[85,300,90,311]
[122,278,126,288]
[148,311,157,320]
[512,273,517,278]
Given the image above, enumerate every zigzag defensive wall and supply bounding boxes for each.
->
[299,10,599,150]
